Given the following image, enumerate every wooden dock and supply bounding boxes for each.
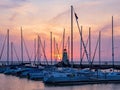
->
[1,61,120,70]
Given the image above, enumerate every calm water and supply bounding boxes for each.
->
[0,74,120,90]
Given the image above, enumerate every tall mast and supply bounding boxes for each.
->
[43,40,46,64]
[11,42,13,65]
[112,16,114,69]
[50,32,52,65]
[71,5,73,66]
[7,29,9,65]
[99,31,101,67]
[80,26,82,65]
[89,27,91,63]
[68,36,70,60]
[63,28,65,52]
[54,37,56,63]
[34,38,36,64]
[11,42,13,64]
[37,35,40,64]
[21,27,23,63]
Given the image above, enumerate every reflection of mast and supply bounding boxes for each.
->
[7,29,9,65]
[71,5,73,66]
[112,16,114,69]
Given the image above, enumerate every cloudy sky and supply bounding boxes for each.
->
[0,0,120,63]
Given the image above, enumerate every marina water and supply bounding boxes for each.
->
[0,74,120,90]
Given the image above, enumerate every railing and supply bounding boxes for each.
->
[0,60,120,66]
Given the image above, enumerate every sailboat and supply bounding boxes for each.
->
[43,6,91,85]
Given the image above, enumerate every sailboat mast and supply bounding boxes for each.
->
[112,16,114,68]
[54,37,56,63]
[68,36,70,60]
[80,26,82,65]
[11,42,13,65]
[71,5,73,66]
[89,27,91,63]
[43,40,46,64]
[21,27,23,63]
[37,35,40,64]
[7,29,9,65]
[99,31,101,67]
[50,32,52,65]
[34,38,36,64]
[62,29,65,53]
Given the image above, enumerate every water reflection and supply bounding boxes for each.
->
[0,74,44,90]
[0,74,120,90]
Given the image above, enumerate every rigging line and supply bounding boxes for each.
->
[91,35,99,65]
[30,51,33,63]
[34,51,37,64]
[73,9,90,64]
[39,36,48,65]
[55,39,62,60]
[80,36,89,65]
[23,39,31,63]
[56,43,61,61]
[57,33,63,55]
[0,35,7,61]
[13,44,20,63]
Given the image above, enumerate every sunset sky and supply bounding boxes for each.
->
[0,0,120,63]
